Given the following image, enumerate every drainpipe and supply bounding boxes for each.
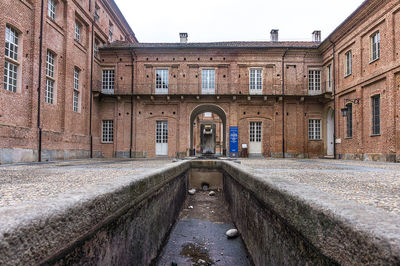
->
[37,0,45,162]
[129,51,135,158]
[330,39,337,159]
[89,16,95,158]
[281,49,288,158]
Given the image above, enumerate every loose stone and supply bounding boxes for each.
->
[188,188,196,195]
[209,191,216,196]
[188,205,194,209]
[226,229,239,238]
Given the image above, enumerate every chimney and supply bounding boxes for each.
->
[270,29,279,42]
[179,32,188,43]
[312,30,321,42]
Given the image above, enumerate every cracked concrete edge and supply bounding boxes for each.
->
[221,160,400,265]
[0,161,190,266]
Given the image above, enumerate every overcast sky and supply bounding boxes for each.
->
[114,0,364,43]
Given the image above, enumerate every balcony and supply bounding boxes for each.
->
[93,81,333,96]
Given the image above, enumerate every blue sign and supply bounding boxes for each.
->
[229,126,238,153]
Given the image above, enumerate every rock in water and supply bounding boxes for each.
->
[226,229,239,238]
[209,191,216,196]
[188,188,196,195]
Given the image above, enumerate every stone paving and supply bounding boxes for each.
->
[0,159,171,208]
[1,157,399,217]
[240,158,400,216]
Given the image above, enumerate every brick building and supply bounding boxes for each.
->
[1,0,399,163]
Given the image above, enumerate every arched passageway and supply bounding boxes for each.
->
[189,104,227,156]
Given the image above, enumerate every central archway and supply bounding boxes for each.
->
[189,104,227,156]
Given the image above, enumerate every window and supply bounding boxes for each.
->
[94,39,99,57]
[201,69,215,94]
[46,79,54,104]
[370,32,380,62]
[156,121,168,144]
[94,5,100,22]
[308,119,321,140]
[109,21,113,41]
[250,122,262,142]
[102,69,115,93]
[308,70,321,93]
[346,103,352,138]
[75,21,81,42]
[46,50,55,78]
[249,68,262,94]
[345,50,352,76]
[371,95,380,135]
[155,69,168,94]
[327,64,332,91]
[102,120,114,143]
[73,67,80,112]
[48,0,56,20]
[4,25,19,92]
[204,112,212,118]
[45,51,55,104]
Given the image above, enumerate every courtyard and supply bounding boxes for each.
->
[1,158,399,215]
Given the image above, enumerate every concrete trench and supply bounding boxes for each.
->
[1,160,400,265]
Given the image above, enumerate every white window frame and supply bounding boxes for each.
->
[45,50,56,104]
[204,112,212,118]
[308,119,321,140]
[156,121,168,144]
[308,70,321,95]
[249,68,262,94]
[4,25,19,93]
[94,5,100,22]
[102,69,115,94]
[75,21,81,42]
[155,69,169,94]
[250,122,262,142]
[109,22,113,41]
[45,79,55,104]
[48,0,56,20]
[94,39,99,57]
[102,120,114,143]
[327,64,332,91]
[201,69,215,94]
[345,50,352,77]
[370,31,380,62]
[73,67,80,112]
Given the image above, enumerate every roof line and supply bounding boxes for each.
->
[319,0,371,47]
[109,0,138,42]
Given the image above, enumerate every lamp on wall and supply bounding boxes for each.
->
[341,107,348,117]
[341,97,360,117]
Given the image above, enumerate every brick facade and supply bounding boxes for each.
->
[1,0,399,163]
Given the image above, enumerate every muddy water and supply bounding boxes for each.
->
[155,190,252,266]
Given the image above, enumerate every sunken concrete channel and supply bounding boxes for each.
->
[1,160,400,265]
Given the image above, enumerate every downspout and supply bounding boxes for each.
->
[281,49,288,158]
[89,15,95,158]
[37,0,45,162]
[330,39,337,159]
[129,51,135,158]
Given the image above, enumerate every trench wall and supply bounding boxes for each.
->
[1,160,400,265]
[0,162,189,266]
[222,161,400,265]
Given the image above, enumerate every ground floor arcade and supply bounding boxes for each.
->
[94,94,334,159]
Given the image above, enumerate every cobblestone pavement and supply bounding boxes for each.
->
[240,158,400,216]
[0,159,171,208]
[1,158,399,217]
